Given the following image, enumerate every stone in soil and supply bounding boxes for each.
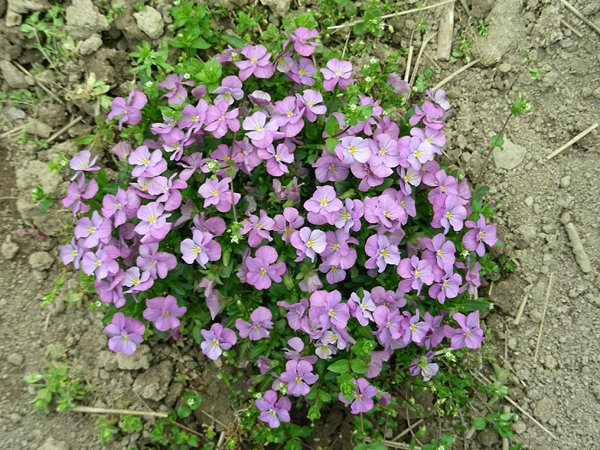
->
[1,236,19,260]
[79,33,103,56]
[37,437,69,450]
[7,352,24,366]
[133,6,164,40]
[65,0,109,41]
[534,397,554,424]
[24,120,52,139]
[132,359,173,401]
[0,60,28,89]
[6,107,26,120]
[28,251,54,271]
[493,137,527,170]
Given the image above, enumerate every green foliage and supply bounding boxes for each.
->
[25,361,92,413]
[20,7,68,68]
[31,185,55,213]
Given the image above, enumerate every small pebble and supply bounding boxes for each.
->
[560,175,571,188]
[7,353,24,366]
[525,196,534,206]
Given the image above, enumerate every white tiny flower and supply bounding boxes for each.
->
[254,392,262,399]
[365,76,372,82]
[461,249,469,258]
[177,33,183,37]
[231,52,240,61]
[231,235,239,244]
[216,373,222,379]
[145,81,153,87]
[349,104,357,110]
[489,303,495,310]
[183,73,190,79]
[187,398,195,406]
[445,351,452,358]
[382,110,389,116]
[95,301,102,308]
[363,64,370,69]
[369,57,377,64]
[380,22,386,30]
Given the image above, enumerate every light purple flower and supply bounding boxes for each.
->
[463,214,498,256]
[373,306,404,347]
[62,176,98,216]
[320,229,358,270]
[134,202,172,242]
[298,272,323,293]
[240,210,275,247]
[147,174,187,211]
[129,146,168,178]
[314,151,349,183]
[426,88,450,110]
[104,312,145,355]
[178,152,205,181]
[335,198,364,232]
[397,256,434,294]
[304,186,343,225]
[179,100,208,131]
[74,211,112,248]
[235,306,274,340]
[212,76,244,105]
[157,73,194,105]
[432,195,467,233]
[273,207,304,244]
[60,238,84,269]
[198,177,241,213]
[121,267,154,295]
[319,263,346,284]
[277,298,309,331]
[363,194,405,232]
[101,188,129,227]
[283,27,320,56]
[339,378,377,414]
[180,230,221,268]
[299,89,326,122]
[291,227,326,262]
[81,245,120,280]
[143,295,187,332]
[428,270,462,304]
[136,243,177,279]
[336,136,371,164]
[245,245,287,290]
[308,290,349,330]
[255,390,291,428]
[423,233,456,272]
[258,143,294,176]
[192,212,227,237]
[446,312,484,350]
[405,136,434,170]
[402,310,430,346]
[243,111,281,148]
[279,360,318,396]
[111,142,132,161]
[410,351,439,381]
[409,101,446,130]
[368,134,399,169]
[320,58,355,91]
[200,323,237,360]
[387,73,410,95]
[204,101,240,139]
[235,45,274,81]
[95,271,125,307]
[69,151,100,180]
[365,234,400,273]
[107,91,147,129]
[348,291,376,326]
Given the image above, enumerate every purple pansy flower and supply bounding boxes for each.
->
[365,234,400,273]
[180,230,221,268]
[397,256,435,294]
[157,73,194,105]
[235,306,274,341]
[255,390,291,428]
[291,227,326,262]
[147,174,187,211]
[446,312,484,350]
[204,101,240,139]
[409,101,446,130]
[243,111,281,149]
[200,323,237,360]
[107,91,147,129]
[143,295,187,331]
[128,146,168,178]
[62,176,98,217]
[69,151,100,180]
[134,202,172,242]
[283,27,320,56]
[60,238,84,269]
[426,88,450,110]
[81,245,120,280]
[240,210,275,247]
[235,45,274,80]
[432,195,467,233]
[348,291,376,326]
[320,58,355,91]
[277,298,309,331]
[304,186,343,225]
[136,243,177,279]
[308,290,349,330]
[258,143,294,176]
[101,188,129,227]
[387,73,410,95]
[104,312,145,355]
[279,360,318,396]
[198,177,241,213]
[74,211,112,248]
[273,207,304,244]
[212,75,244,105]
[410,351,439,381]
[428,269,462,304]
[463,214,498,256]
[335,198,364,232]
[339,378,377,414]
[299,89,326,122]
[245,245,287,290]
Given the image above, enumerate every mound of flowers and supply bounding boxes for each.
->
[61,26,497,434]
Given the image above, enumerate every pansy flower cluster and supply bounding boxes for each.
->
[61,26,497,429]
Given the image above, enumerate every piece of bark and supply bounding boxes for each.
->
[437,1,455,61]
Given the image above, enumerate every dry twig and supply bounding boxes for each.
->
[534,273,553,362]
[327,0,456,30]
[404,45,414,83]
[431,59,478,92]
[546,122,598,160]
[560,19,583,37]
[47,116,83,144]
[513,293,529,325]
[559,0,600,36]
[436,2,454,61]
[410,32,437,86]
[13,61,65,105]
[392,418,423,441]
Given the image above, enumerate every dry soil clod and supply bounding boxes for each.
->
[563,222,592,273]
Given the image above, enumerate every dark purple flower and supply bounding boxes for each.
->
[235,306,274,341]
[409,351,439,381]
[107,91,147,129]
[245,245,287,290]
[157,73,195,105]
[320,58,355,91]
[143,295,187,332]
[339,378,377,414]
[180,230,221,268]
[255,390,291,428]
[104,312,145,355]
[62,176,98,217]
[200,323,237,360]
[463,214,498,256]
[279,360,318,396]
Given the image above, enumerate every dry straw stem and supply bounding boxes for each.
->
[560,19,583,37]
[559,0,600,36]
[365,438,421,450]
[431,59,478,92]
[502,406,511,450]
[546,122,598,160]
[436,1,454,61]
[47,115,83,144]
[327,0,456,30]
[473,373,557,440]
[12,61,65,105]
[513,293,529,325]
[534,272,554,363]
[0,123,27,138]
[391,418,423,441]
[404,45,414,83]
[410,32,437,86]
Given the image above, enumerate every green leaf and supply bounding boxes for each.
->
[178,404,192,418]
[473,417,486,430]
[39,197,54,214]
[190,37,211,49]
[326,137,338,154]
[319,390,332,402]
[75,134,95,145]
[491,133,504,147]
[325,115,340,137]
[462,299,491,312]
[24,373,43,384]
[353,22,366,35]
[328,359,350,373]
[216,32,246,49]
[102,184,119,195]
[351,359,369,374]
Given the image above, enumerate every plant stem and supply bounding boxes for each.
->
[228,130,239,224]
[474,113,511,190]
